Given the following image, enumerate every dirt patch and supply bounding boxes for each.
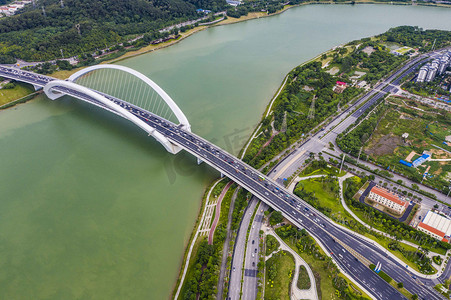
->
[366,134,403,157]
[405,151,417,162]
[430,149,451,159]
[362,46,375,55]
[400,113,413,120]
[326,67,339,75]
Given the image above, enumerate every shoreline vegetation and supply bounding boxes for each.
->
[170,26,451,296]
[2,0,451,109]
[1,3,451,300]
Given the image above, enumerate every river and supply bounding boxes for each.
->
[1,4,451,300]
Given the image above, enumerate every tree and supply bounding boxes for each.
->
[269,211,283,225]
[397,282,404,289]
[412,294,418,300]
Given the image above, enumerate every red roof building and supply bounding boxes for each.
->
[368,186,409,214]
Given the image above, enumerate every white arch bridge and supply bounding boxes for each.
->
[0,65,444,300]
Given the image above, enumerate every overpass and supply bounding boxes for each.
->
[0,64,446,300]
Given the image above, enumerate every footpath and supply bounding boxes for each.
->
[208,181,233,244]
[263,223,319,300]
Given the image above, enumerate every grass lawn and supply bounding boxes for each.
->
[300,165,346,177]
[296,177,351,220]
[297,265,311,290]
[0,82,34,106]
[265,251,295,300]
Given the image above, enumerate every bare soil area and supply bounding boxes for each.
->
[366,134,403,156]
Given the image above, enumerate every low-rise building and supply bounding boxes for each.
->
[417,210,451,242]
[333,81,347,94]
[367,186,409,214]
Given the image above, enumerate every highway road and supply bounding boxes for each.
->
[228,197,259,300]
[228,49,450,300]
[273,49,448,185]
[0,61,448,299]
[240,202,265,300]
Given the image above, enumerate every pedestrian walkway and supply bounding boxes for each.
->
[208,181,233,244]
[263,224,319,300]
[173,178,224,300]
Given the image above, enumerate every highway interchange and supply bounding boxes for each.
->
[230,48,451,300]
[0,50,449,300]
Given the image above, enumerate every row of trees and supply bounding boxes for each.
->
[378,26,451,52]
[243,61,360,169]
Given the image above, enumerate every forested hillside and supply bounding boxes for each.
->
[0,0,226,62]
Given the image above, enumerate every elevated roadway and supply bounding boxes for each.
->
[0,64,447,300]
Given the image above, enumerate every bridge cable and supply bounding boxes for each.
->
[138,81,145,109]
[142,86,151,112]
[113,69,120,100]
[149,90,155,112]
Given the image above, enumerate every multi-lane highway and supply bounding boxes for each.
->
[273,50,442,184]
[228,49,450,300]
[0,59,448,299]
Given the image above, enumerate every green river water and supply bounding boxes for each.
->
[1,4,451,299]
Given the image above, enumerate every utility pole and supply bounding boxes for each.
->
[339,154,345,173]
[431,38,436,51]
[60,49,64,59]
[75,24,81,36]
[32,0,36,9]
[308,96,316,119]
[357,146,362,164]
[41,6,46,17]
[60,0,64,8]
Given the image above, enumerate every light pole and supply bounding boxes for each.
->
[357,146,362,164]
[340,154,345,173]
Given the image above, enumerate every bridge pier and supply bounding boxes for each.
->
[197,157,203,165]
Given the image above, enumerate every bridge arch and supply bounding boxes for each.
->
[68,64,191,132]
[44,80,182,154]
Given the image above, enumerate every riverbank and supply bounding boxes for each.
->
[2,0,451,109]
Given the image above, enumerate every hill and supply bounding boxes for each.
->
[0,0,226,63]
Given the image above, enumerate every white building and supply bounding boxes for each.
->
[439,57,449,75]
[367,186,409,214]
[426,63,438,82]
[417,65,429,83]
[417,210,451,242]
